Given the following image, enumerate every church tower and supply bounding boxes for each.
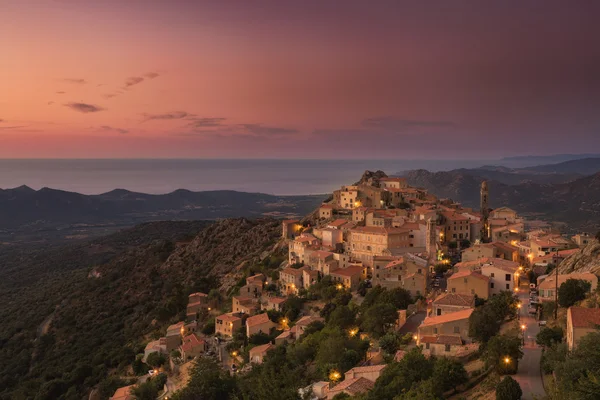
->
[480,181,490,242]
[426,218,437,258]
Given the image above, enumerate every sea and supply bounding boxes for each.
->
[0,158,493,195]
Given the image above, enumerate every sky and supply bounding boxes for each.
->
[1,0,599,159]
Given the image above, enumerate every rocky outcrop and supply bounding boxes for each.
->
[558,240,600,274]
[355,170,388,186]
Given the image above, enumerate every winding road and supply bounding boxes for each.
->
[512,288,546,400]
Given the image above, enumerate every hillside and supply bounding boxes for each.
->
[0,186,324,243]
[558,239,600,274]
[402,170,600,232]
[0,218,282,400]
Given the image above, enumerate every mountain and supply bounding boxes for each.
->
[497,153,600,168]
[521,157,600,175]
[558,239,600,275]
[402,170,600,232]
[0,187,325,243]
[0,218,284,399]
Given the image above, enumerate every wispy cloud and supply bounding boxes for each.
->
[240,124,299,136]
[144,72,160,79]
[62,78,87,84]
[188,117,227,128]
[361,117,456,131]
[125,76,145,87]
[102,93,118,99]
[47,101,55,105]
[0,125,28,130]
[64,102,105,113]
[99,125,128,134]
[55,91,66,94]
[142,111,195,121]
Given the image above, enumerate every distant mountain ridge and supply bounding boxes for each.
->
[0,187,325,243]
[401,169,600,233]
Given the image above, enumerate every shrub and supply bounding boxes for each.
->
[495,376,522,400]
[558,279,592,308]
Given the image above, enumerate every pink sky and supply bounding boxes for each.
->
[1,0,599,158]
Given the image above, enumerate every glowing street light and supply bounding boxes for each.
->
[516,303,522,320]
[504,356,511,365]
[412,335,418,341]
[231,351,238,357]
[521,324,527,344]
[329,370,341,382]
[348,328,358,337]
[336,284,343,290]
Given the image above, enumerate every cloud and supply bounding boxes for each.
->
[188,117,227,128]
[102,93,118,99]
[0,119,3,122]
[144,72,160,79]
[240,124,299,136]
[361,117,456,132]
[47,101,55,105]
[55,91,66,94]
[100,125,128,134]
[0,125,28,130]
[62,78,87,84]
[125,76,145,87]
[142,111,195,121]
[64,102,105,113]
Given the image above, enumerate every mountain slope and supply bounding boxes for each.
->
[0,218,281,400]
[403,170,600,232]
[0,187,324,242]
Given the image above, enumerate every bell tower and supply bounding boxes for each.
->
[426,218,437,257]
[480,181,490,242]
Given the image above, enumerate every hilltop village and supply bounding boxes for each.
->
[109,172,600,400]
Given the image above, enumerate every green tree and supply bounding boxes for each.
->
[170,358,237,400]
[469,306,501,343]
[495,376,522,400]
[536,326,563,348]
[378,332,401,354]
[432,357,468,392]
[328,305,356,330]
[202,320,216,335]
[360,303,398,337]
[483,334,523,374]
[395,379,442,400]
[558,279,592,308]
[146,352,166,368]
[542,301,557,320]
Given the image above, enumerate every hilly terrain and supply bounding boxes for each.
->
[402,170,600,233]
[0,187,324,243]
[0,218,284,400]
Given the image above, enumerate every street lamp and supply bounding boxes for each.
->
[413,335,418,341]
[521,324,526,345]
[329,370,341,383]
[504,356,511,365]
[336,284,343,290]
[349,328,358,337]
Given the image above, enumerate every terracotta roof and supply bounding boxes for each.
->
[569,307,600,328]
[246,313,272,327]
[216,313,241,323]
[380,177,406,182]
[421,308,474,326]
[268,297,287,305]
[331,377,374,395]
[539,273,598,290]
[492,241,518,252]
[249,343,273,357]
[188,292,208,298]
[328,219,349,228]
[247,273,265,283]
[448,270,489,282]
[346,365,386,374]
[320,204,334,209]
[481,258,519,272]
[433,293,475,307]
[283,219,299,224]
[532,248,580,264]
[420,335,463,345]
[331,265,364,277]
[384,258,405,269]
[351,226,410,234]
[167,321,185,334]
[180,334,205,353]
[441,211,469,221]
[312,250,334,259]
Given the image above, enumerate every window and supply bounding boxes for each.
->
[445,344,451,352]
[453,326,460,334]
[490,282,495,289]
[437,308,442,316]
[463,278,468,284]
[426,343,430,349]
[451,287,456,293]
[433,328,438,334]
[505,274,511,281]
[471,289,475,294]
[491,273,495,278]
[506,284,510,289]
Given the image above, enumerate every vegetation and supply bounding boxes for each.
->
[495,376,522,400]
[558,279,592,307]
[482,334,523,374]
[469,291,519,343]
[131,373,167,400]
[536,326,563,348]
